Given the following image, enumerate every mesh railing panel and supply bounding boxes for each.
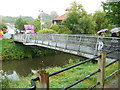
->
[14,34,120,59]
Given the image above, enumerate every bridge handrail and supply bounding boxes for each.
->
[14,34,120,58]
[14,34,120,41]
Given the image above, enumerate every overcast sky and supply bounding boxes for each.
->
[0,0,106,19]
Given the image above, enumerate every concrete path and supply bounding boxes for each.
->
[104,74,120,89]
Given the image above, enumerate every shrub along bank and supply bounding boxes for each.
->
[1,39,57,60]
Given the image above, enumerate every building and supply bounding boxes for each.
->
[24,25,35,34]
[52,14,66,25]
[52,8,70,25]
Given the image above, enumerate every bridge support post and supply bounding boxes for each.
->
[39,70,49,89]
[97,52,106,89]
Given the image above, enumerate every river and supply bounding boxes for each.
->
[2,53,82,77]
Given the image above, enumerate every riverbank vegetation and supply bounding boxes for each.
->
[1,58,119,88]
[1,39,57,60]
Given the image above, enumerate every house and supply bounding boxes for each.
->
[52,8,70,25]
[52,14,66,25]
[24,25,35,34]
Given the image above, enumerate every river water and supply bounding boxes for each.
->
[2,53,82,77]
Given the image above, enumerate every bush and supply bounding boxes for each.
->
[38,29,57,34]
[1,39,58,60]
[2,39,25,60]
[50,25,72,34]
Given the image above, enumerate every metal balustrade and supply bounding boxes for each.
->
[14,34,120,59]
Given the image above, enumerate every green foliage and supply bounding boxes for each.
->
[102,1,120,27]
[50,24,59,32]
[58,25,72,34]
[34,16,41,32]
[38,29,57,34]
[93,11,108,31]
[62,1,119,34]
[62,1,97,34]
[0,16,17,24]
[1,39,58,60]
[21,16,35,25]
[75,15,96,34]
[62,1,83,31]
[92,10,116,33]
[2,39,25,60]
[15,17,28,30]
[50,25,72,34]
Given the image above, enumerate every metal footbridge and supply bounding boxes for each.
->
[14,34,120,59]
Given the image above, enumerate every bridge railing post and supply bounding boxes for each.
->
[64,35,68,50]
[39,70,49,89]
[77,36,82,54]
[97,52,106,88]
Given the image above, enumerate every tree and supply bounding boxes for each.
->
[76,15,96,34]
[22,16,35,25]
[1,16,35,24]
[93,11,108,31]
[62,1,87,34]
[38,29,57,34]
[15,17,28,30]
[50,25,72,34]
[34,16,41,32]
[102,0,120,26]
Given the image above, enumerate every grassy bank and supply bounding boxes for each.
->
[1,39,57,60]
[1,59,119,89]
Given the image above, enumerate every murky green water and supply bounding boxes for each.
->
[2,53,81,76]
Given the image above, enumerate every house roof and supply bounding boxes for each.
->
[53,14,66,21]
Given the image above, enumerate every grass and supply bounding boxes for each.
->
[1,59,119,89]
[47,60,98,88]
[45,59,119,88]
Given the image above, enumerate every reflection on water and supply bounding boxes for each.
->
[6,71,19,80]
[2,53,81,76]
[0,70,19,80]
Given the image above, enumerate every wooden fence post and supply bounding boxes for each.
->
[97,52,106,88]
[39,70,49,89]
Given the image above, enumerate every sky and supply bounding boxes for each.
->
[0,0,106,19]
